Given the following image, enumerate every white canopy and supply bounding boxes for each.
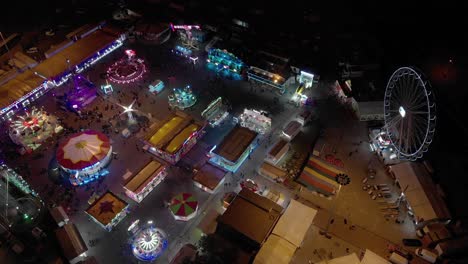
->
[360,249,390,264]
[316,253,360,264]
[272,199,317,248]
[253,234,296,264]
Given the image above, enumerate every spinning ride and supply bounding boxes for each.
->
[9,107,62,150]
[384,67,436,161]
[168,85,197,110]
[56,130,112,186]
[107,49,147,84]
[131,225,168,262]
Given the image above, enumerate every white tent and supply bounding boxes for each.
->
[272,199,317,247]
[253,234,296,264]
[316,253,360,264]
[360,249,390,264]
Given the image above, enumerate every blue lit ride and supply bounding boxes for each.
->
[168,85,197,110]
[206,49,244,77]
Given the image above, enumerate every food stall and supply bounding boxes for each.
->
[124,160,167,203]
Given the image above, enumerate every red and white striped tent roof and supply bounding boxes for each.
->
[56,130,111,171]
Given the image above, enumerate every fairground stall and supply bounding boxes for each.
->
[238,109,271,134]
[130,220,168,262]
[247,66,286,92]
[201,97,229,127]
[169,193,198,221]
[281,120,302,141]
[168,85,197,110]
[206,49,244,77]
[123,160,167,203]
[143,111,205,164]
[148,80,165,94]
[258,161,288,183]
[85,191,129,231]
[9,107,63,152]
[107,49,147,84]
[192,163,226,193]
[209,125,258,172]
[56,130,112,186]
[265,139,289,165]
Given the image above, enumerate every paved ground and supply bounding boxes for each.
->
[2,36,428,264]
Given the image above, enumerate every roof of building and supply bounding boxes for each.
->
[268,139,288,157]
[253,234,296,264]
[213,125,257,162]
[55,223,88,260]
[85,191,128,226]
[0,26,121,112]
[192,163,226,191]
[218,189,282,244]
[197,209,220,235]
[124,160,165,193]
[390,162,451,221]
[259,162,287,180]
[145,111,204,153]
[271,199,317,248]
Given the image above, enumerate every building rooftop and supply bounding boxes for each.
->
[85,191,128,226]
[192,163,226,191]
[217,189,282,245]
[124,160,165,193]
[213,125,257,162]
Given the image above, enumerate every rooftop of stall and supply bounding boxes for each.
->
[124,160,166,194]
[213,125,257,163]
[85,191,128,227]
[144,111,204,152]
[192,163,226,191]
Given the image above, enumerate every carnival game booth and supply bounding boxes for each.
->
[192,163,226,193]
[9,107,63,151]
[124,160,168,203]
[265,139,289,165]
[148,80,165,94]
[56,130,112,186]
[143,111,205,164]
[238,109,271,135]
[209,125,258,172]
[57,130,112,186]
[201,97,229,127]
[85,191,129,231]
[297,156,345,197]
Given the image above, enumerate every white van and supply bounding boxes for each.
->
[415,248,437,263]
[389,252,408,264]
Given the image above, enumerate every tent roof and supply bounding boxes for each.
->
[390,162,451,221]
[272,199,317,247]
[360,249,390,264]
[316,253,360,264]
[253,234,296,264]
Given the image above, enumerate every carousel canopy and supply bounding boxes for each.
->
[57,130,111,171]
[169,193,198,219]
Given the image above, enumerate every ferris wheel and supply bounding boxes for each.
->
[383,67,436,161]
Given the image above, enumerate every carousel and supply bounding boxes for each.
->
[130,222,168,262]
[168,85,197,110]
[9,107,63,151]
[56,130,112,186]
[169,193,198,221]
[107,49,147,84]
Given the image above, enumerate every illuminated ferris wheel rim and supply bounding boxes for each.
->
[383,66,436,160]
